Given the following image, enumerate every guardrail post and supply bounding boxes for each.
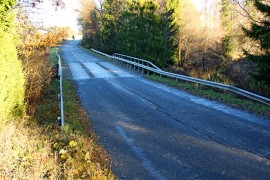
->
[195,82,201,89]
[58,117,61,126]
[58,94,61,109]
[57,51,64,127]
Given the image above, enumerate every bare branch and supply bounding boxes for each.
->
[232,0,261,23]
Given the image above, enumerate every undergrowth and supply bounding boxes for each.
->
[147,74,270,116]
[0,49,114,179]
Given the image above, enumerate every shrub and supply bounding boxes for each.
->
[17,14,69,114]
[0,0,25,123]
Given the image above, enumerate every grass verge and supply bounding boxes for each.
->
[147,74,270,116]
[49,47,58,65]
[0,48,114,179]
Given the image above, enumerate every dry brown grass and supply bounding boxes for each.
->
[0,120,60,179]
[0,116,113,179]
[23,51,53,114]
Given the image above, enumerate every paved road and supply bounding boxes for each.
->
[61,40,270,179]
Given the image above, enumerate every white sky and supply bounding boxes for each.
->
[27,0,208,30]
[26,0,80,30]
[47,0,79,29]
[190,0,204,10]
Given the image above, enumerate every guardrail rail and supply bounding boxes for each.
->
[113,53,162,71]
[56,50,64,126]
[91,48,270,106]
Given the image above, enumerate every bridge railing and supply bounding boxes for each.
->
[112,53,162,71]
[91,49,270,106]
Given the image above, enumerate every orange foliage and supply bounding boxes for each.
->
[17,14,69,114]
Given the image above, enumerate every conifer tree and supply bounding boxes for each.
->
[243,0,270,85]
[165,0,183,65]
[116,0,176,67]
[98,0,124,54]
[221,0,233,58]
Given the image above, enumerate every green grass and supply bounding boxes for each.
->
[49,47,58,66]
[147,74,270,116]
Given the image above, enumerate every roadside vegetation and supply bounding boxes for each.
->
[0,74,114,179]
[79,0,270,100]
[0,0,25,124]
[0,1,114,179]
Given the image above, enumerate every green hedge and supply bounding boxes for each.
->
[0,0,25,123]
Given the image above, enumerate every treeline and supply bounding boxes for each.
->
[80,0,270,94]
[81,0,177,67]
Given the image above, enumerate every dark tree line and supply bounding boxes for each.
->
[81,0,177,68]
[80,0,270,85]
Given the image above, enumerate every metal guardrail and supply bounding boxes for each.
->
[91,49,111,60]
[113,53,162,71]
[91,49,270,106]
[56,50,64,126]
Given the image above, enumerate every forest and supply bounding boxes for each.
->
[79,0,270,97]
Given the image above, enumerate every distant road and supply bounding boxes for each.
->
[61,40,270,179]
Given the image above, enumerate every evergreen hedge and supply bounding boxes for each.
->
[0,0,25,123]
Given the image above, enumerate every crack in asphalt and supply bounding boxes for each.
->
[110,79,270,162]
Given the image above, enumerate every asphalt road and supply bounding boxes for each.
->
[61,40,270,180]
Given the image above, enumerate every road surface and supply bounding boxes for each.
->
[61,40,270,180]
